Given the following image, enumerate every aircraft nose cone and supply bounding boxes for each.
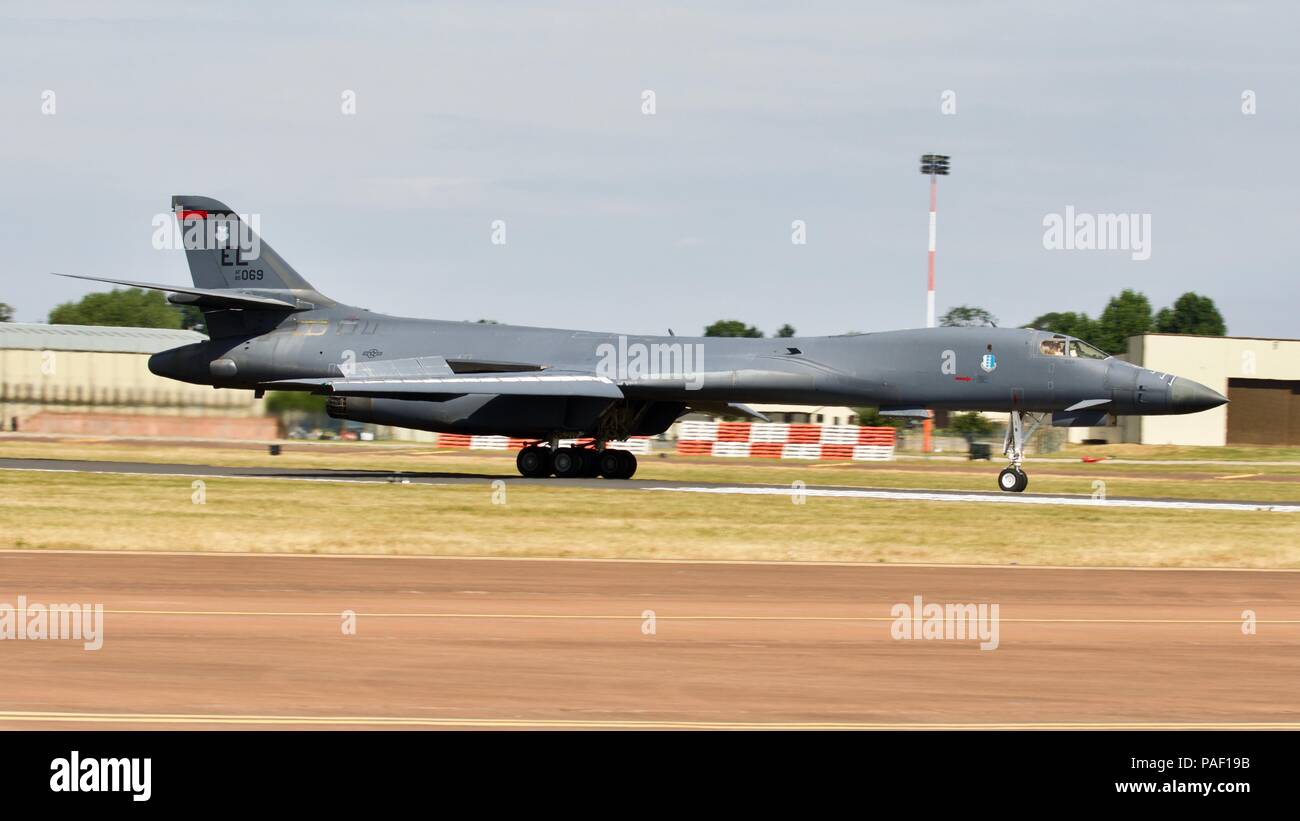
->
[1170,378,1227,413]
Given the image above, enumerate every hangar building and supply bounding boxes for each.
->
[0,322,274,438]
[1070,333,1300,447]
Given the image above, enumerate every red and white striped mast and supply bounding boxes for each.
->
[919,154,950,453]
[919,154,949,328]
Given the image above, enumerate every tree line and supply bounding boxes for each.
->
[699,291,1225,354]
[0,290,204,331]
[940,290,1225,355]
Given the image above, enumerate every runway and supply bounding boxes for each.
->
[2,457,1295,512]
[1,550,1297,729]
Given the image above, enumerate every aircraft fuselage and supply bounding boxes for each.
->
[149,306,1220,418]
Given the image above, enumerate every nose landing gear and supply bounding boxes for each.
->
[998,466,1028,493]
[998,411,1046,493]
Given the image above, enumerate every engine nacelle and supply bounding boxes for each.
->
[325,394,612,438]
[326,394,685,439]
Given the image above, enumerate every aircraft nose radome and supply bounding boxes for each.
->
[1170,378,1227,413]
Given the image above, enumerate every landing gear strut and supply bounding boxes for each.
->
[998,411,1045,493]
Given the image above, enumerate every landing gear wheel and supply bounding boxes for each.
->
[516,446,551,478]
[551,447,586,478]
[597,450,637,480]
[598,449,636,479]
[998,467,1028,493]
[580,450,602,477]
[597,449,623,478]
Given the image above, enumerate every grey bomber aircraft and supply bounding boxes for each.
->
[59,196,1227,491]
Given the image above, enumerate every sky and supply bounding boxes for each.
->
[1,1,1296,338]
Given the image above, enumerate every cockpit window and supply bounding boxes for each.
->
[1039,339,1066,356]
[1068,340,1109,360]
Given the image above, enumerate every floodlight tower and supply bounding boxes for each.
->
[919,153,950,329]
[919,153,950,454]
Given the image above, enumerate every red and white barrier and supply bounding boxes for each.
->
[434,423,894,461]
[675,421,895,461]
[436,434,652,454]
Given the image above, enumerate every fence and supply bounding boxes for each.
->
[675,420,895,460]
[435,434,653,454]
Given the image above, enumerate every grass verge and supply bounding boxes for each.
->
[1,471,1296,568]
[2,439,1298,503]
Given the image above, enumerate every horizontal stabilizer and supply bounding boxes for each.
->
[54,273,303,311]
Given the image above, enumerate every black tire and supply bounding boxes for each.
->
[998,467,1026,493]
[597,449,625,478]
[551,447,585,478]
[580,450,602,477]
[598,449,638,480]
[516,446,551,478]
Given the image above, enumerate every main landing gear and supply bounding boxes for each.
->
[997,411,1046,493]
[515,444,638,480]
